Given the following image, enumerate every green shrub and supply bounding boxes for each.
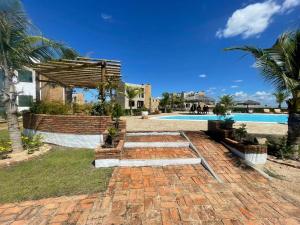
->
[30,101,71,115]
[22,134,43,154]
[221,117,235,129]
[72,103,93,115]
[0,140,12,159]
[213,103,227,117]
[234,124,247,142]
[91,102,112,116]
[267,137,293,159]
[106,127,118,146]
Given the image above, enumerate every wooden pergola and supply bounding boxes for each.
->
[32,57,121,88]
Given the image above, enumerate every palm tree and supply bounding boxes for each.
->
[0,0,77,153]
[219,95,235,110]
[125,86,141,115]
[225,30,300,158]
[159,92,170,113]
[273,91,289,109]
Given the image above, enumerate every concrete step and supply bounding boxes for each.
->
[126,132,181,136]
[124,142,190,148]
[95,158,201,168]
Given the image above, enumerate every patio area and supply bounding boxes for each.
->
[123,113,288,135]
[0,131,299,224]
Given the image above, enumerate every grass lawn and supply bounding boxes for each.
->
[0,129,9,140]
[0,147,113,203]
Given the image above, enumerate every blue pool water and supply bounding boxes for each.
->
[154,113,288,124]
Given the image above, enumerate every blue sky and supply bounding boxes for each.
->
[23,0,300,105]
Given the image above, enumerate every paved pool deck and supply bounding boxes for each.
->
[123,113,288,135]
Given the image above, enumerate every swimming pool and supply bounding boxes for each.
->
[153,113,288,124]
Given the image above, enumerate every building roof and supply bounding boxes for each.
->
[32,57,121,88]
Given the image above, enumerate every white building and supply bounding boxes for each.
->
[116,82,152,110]
[0,67,37,112]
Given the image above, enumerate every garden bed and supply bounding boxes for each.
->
[23,113,112,148]
[222,138,267,165]
[0,144,51,168]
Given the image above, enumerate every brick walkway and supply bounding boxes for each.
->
[0,132,300,225]
[185,131,268,184]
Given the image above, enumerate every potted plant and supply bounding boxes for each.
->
[105,127,118,147]
[222,117,235,130]
[209,103,227,130]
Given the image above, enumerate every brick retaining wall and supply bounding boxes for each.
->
[23,113,111,135]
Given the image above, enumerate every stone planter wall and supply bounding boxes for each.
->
[95,140,124,159]
[94,120,127,160]
[207,120,233,140]
[223,138,267,165]
[23,113,112,148]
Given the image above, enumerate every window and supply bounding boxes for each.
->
[140,88,144,98]
[137,101,144,108]
[129,100,135,107]
[18,70,33,82]
[18,95,33,107]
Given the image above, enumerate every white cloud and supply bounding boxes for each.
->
[234,91,248,99]
[216,0,300,39]
[101,13,112,21]
[221,88,227,92]
[231,85,239,88]
[233,90,275,105]
[198,74,207,78]
[281,0,300,12]
[233,80,243,83]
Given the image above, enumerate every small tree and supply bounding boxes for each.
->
[213,103,227,118]
[273,91,289,109]
[125,86,141,115]
[111,103,124,129]
[159,92,170,113]
[219,95,234,110]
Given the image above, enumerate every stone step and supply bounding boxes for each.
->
[95,158,201,168]
[126,132,181,136]
[124,142,190,148]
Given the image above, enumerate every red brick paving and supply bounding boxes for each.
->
[122,147,196,159]
[0,132,300,225]
[186,131,269,184]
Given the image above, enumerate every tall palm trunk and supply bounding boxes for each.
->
[287,113,300,158]
[3,67,23,153]
[287,91,300,158]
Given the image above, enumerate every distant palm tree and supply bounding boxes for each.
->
[159,92,170,113]
[273,91,289,109]
[219,95,235,110]
[226,30,300,158]
[125,86,141,115]
[0,0,77,153]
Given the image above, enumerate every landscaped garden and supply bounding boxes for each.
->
[0,144,112,203]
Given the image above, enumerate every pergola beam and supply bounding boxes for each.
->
[34,57,121,89]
